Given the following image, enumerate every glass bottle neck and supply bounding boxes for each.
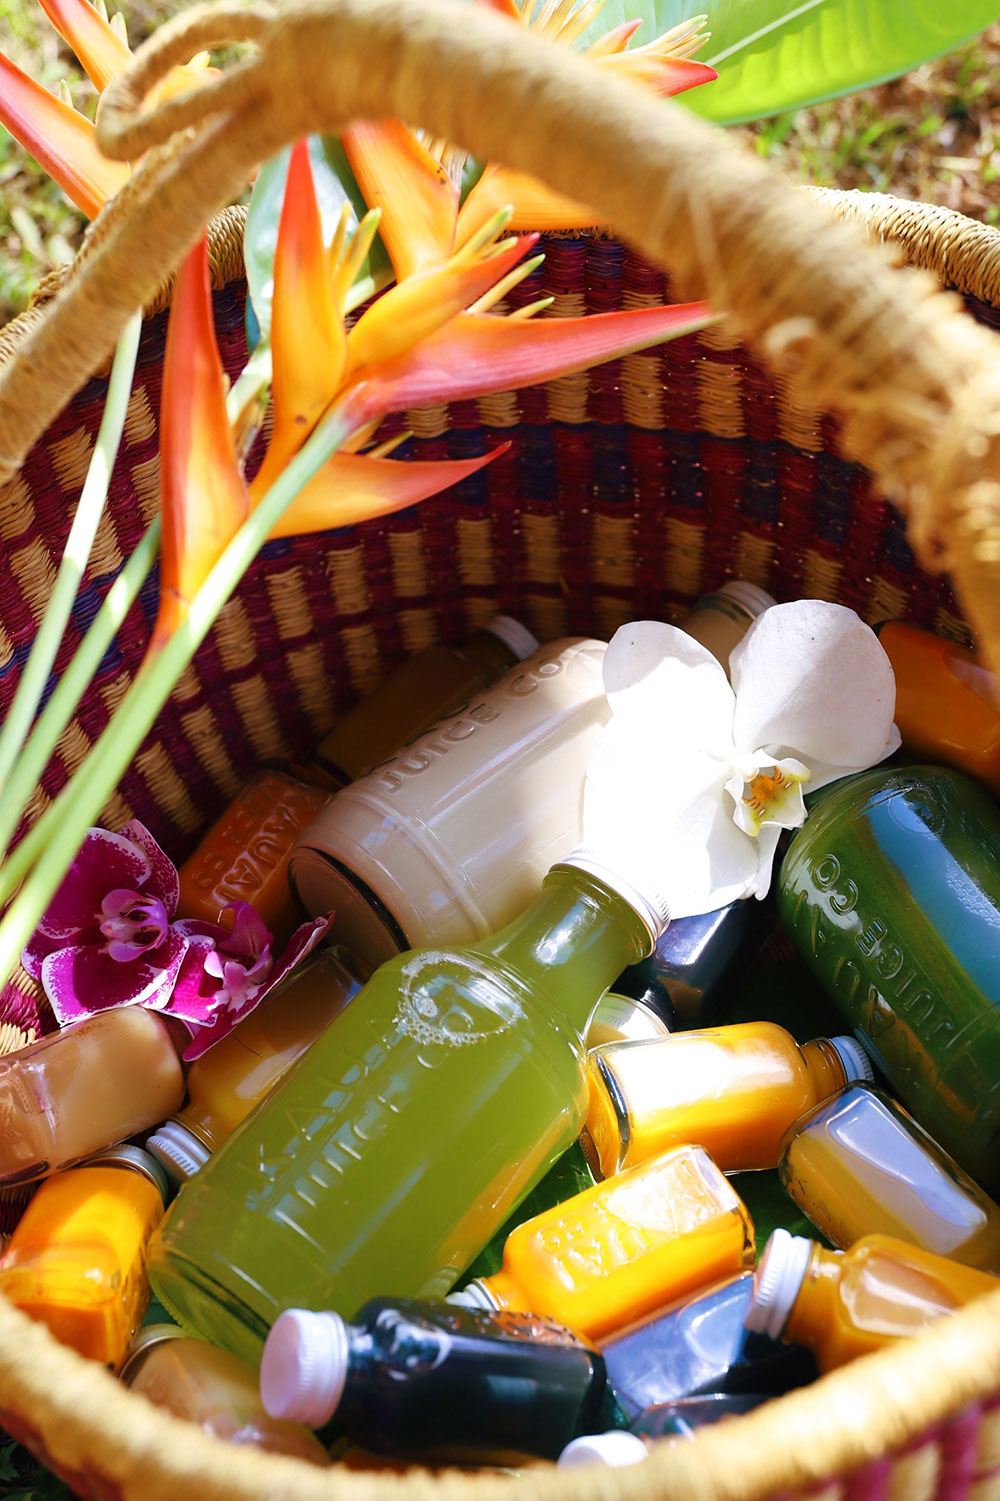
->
[468,865,653,1038]
[800,1039,848,1102]
[782,1247,840,1350]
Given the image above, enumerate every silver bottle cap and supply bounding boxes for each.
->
[117,1323,187,1382]
[485,614,539,661]
[711,580,777,621]
[145,1120,213,1184]
[560,847,671,946]
[829,1035,875,1085]
[84,1145,170,1203]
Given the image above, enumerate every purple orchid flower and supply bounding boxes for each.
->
[22,822,188,1018]
[170,902,333,1061]
[21,820,334,1059]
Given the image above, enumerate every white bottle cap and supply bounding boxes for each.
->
[145,1120,212,1184]
[558,1431,649,1468]
[829,1035,875,1085]
[259,1308,350,1428]
[560,847,671,946]
[713,581,777,620]
[446,1282,496,1312]
[744,1228,816,1340]
[485,614,539,661]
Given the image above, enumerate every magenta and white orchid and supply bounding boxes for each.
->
[21,820,331,1059]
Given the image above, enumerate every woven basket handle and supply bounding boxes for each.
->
[1,0,1000,669]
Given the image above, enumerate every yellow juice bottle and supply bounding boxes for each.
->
[450,1144,754,1342]
[745,1229,999,1371]
[0,1146,168,1367]
[584,1022,872,1177]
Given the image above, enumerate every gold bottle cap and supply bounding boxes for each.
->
[83,1144,170,1203]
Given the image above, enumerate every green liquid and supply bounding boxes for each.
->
[147,868,650,1363]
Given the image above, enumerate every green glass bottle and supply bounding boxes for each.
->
[777,765,1000,1194]
[146,858,663,1363]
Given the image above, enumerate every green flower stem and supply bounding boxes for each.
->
[0,406,355,989]
[0,518,161,869]
[0,312,142,802]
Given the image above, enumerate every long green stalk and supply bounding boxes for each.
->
[0,406,354,985]
[0,519,161,865]
[0,312,142,804]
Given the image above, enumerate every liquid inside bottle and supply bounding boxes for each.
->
[451,1144,754,1342]
[309,614,538,787]
[746,1229,999,1371]
[146,948,365,1184]
[0,1009,185,1186]
[0,1147,168,1366]
[777,765,1000,1194]
[146,860,661,1362]
[584,1022,871,1177]
[777,1084,1000,1272]
[260,1297,610,1465]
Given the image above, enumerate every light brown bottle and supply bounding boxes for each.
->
[120,1325,330,1464]
[745,1229,999,1371]
[290,584,775,970]
[0,1009,185,1186]
[310,614,538,787]
[146,948,364,1184]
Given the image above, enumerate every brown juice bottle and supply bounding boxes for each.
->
[0,1009,185,1186]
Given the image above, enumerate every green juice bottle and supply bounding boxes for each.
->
[146,856,664,1363]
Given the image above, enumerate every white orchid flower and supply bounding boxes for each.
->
[583,599,901,920]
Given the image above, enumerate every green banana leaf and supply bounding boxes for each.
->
[577,0,1000,124]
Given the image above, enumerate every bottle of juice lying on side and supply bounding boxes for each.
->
[0,1146,168,1367]
[0,1009,186,1186]
[584,1022,871,1177]
[146,948,364,1185]
[146,853,667,1363]
[259,1297,614,1465]
[450,1145,754,1342]
[745,1229,999,1371]
[777,1084,1000,1273]
[119,1325,330,1464]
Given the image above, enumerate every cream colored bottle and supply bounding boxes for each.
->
[289,583,773,968]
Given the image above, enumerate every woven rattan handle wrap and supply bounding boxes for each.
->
[0,0,999,666]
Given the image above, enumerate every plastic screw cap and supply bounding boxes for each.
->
[260,1308,350,1428]
[714,581,777,620]
[486,614,540,661]
[558,1432,649,1468]
[744,1228,815,1341]
[562,845,671,946]
[830,1035,875,1084]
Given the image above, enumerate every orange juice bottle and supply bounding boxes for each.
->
[145,948,364,1184]
[584,1023,872,1178]
[876,621,1000,793]
[449,1145,754,1342]
[177,770,332,944]
[745,1229,998,1372]
[0,1146,168,1367]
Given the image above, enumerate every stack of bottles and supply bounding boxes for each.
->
[1,596,999,1469]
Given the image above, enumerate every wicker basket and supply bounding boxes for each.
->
[3,1,1000,1496]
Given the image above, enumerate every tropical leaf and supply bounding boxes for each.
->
[575,0,1000,124]
[243,135,392,348]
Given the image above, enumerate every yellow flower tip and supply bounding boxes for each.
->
[457,204,515,261]
[509,295,555,320]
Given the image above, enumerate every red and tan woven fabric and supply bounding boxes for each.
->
[2,1,1000,1496]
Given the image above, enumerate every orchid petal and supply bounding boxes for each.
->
[346,303,713,425]
[585,19,642,54]
[602,621,736,751]
[32,827,151,944]
[41,929,188,1026]
[343,119,458,280]
[37,0,132,93]
[216,901,273,961]
[746,825,784,902]
[457,164,601,245]
[0,52,129,218]
[346,234,537,376]
[164,931,221,1024]
[260,444,510,540]
[152,234,249,654]
[730,601,899,767]
[120,820,180,915]
[255,138,348,492]
[597,53,717,97]
[584,721,759,920]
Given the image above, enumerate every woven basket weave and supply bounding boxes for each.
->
[3,1,1000,1496]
